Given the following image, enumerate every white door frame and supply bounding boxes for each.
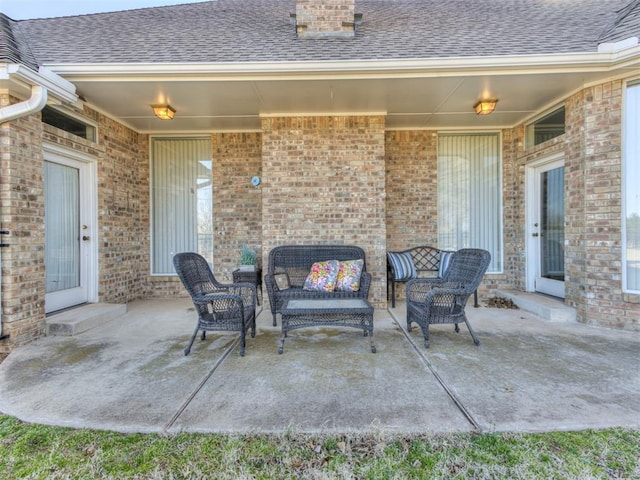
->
[525,152,565,296]
[43,142,98,312]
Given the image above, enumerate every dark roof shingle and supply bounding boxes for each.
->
[9,0,638,67]
[0,13,38,69]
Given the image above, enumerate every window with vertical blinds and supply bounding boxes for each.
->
[437,133,502,273]
[151,137,213,275]
[624,83,640,293]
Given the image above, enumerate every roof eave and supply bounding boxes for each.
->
[42,49,640,81]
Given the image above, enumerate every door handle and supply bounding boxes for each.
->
[532,233,539,237]
[82,236,90,241]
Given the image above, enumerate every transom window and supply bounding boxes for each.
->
[41,106,96,141]
[437,133,502,273]
[151,137,213,275]
[526,106,565,148]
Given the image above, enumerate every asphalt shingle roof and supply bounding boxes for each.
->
[0,13,38,69]
[599,0,640,43]
[7,0,639,67]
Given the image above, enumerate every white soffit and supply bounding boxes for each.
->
[44,50,640,132]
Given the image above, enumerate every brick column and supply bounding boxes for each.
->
[0,97,46,355]
[261,115,387,307]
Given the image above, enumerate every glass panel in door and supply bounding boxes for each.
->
[535,162,565,298]
[45,160,87,312]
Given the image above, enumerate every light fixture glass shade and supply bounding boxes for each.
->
[151,104,176,120]
[474,99,498,115]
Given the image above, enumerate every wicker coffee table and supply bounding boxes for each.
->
[279,298,376,354]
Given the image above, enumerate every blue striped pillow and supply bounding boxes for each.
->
[387,252,416,281]
[438,251,455,278]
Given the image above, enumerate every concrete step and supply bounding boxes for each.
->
[496,289,576,323]
[46,303,127,336]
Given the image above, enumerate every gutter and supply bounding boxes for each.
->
[45,46,640,81]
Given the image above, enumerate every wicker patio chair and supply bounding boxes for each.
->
[173,252,256,356]
[406,248,491,348]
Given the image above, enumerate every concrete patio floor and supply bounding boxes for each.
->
[0,298,638,435]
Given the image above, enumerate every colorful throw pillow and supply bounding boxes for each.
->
[387,251,416,281]
[335,259,364,292]
[439,251,455,278]
[303,260,340,292]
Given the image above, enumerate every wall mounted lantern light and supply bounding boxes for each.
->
[151,104,176,120]
[473,99,498,115]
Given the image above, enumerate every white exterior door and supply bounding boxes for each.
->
[527,155,565,298]
[44,145,97,313]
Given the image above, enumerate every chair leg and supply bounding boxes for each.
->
[455,323,460,333]
[423,323,430,349]
[239,330,246,357]
[272,313,277,327]
[464,317,480,346]
[391,281,396,308]
[201,330,206,340]
[184,324,200,356]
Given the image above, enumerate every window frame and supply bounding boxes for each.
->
[525,105,566,149]
[622,80,640,294]
[41,106,97,142]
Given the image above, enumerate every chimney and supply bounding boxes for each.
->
[294,0,358,38]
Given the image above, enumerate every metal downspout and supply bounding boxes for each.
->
[0,84,48,338]
[0,84,47,124]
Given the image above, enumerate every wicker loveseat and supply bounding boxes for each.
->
[265,245,371,326]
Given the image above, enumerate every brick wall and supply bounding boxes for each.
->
[295,0,356,37]
[580,81,640,329]
[90,111,148,304]
[563,91,588,320]
[212,132,262,282]
[385,131,438,249]
[261,115,387,306]
[0,96,46,355]
[384,130,437,302]
[501,126,526,291]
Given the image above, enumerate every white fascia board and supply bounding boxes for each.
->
[44,49,640,82]
[6,64,78,104]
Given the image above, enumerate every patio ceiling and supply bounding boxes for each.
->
[49,52,640,133]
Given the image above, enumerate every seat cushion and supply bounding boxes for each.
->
[303,260,340,292]
[335,259,364,292]
[387,251,416,281]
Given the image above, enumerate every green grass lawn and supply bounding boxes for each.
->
[1,416,638,479]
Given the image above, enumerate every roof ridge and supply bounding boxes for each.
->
[0,13,38,70]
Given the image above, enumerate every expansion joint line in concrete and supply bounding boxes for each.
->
[162,337,240,433]
[391,314,483,433]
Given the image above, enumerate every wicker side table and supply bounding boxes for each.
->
[232,267,262,305]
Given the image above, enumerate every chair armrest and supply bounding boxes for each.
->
[359,271,372,298]
[406,278,463,304]
[197,282,256,310]
[264,273,279,292]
